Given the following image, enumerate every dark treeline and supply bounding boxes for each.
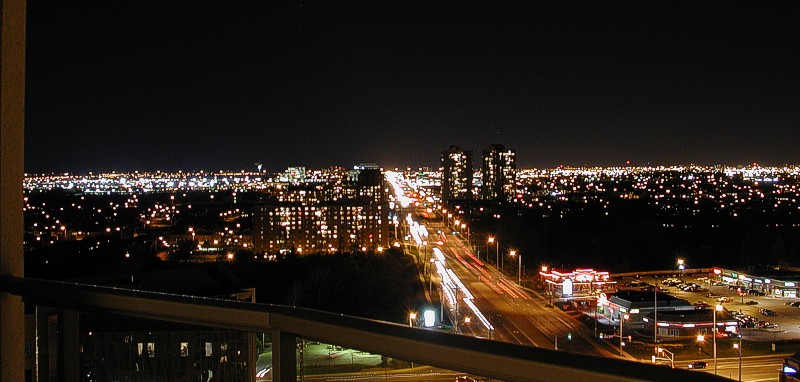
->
[228,249,421,322]
[465,199,800,273]
[26,242,421,323]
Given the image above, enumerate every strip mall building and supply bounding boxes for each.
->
[714,267,800,298]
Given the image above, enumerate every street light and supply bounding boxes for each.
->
[697,334,705,354]
[409,312,416,327]
[488,237,498,271]
[510,250,521,285]
[733,339,742,381]
[714,304,723,375]
[429,258,435,294]
[422,240,428,267]
[619,313,629,356]
[677,259,685,278]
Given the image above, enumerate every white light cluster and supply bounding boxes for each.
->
[434,249,494,332]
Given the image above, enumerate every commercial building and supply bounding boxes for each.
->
[601,290,694,330]
[441,146,473,202]
[539,268,618,307]
[714,267,800,298]
[642,309,739,340]
[252,165,389,254]
[481,144,516,201]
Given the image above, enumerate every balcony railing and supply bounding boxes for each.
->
[0,276,728,382]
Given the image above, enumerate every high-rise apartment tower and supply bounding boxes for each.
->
[481,144,516,201]
[441,146,473,202]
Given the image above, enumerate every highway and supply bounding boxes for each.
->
[384,172,789,381]
[424,218,616,357]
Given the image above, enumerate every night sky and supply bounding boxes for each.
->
[25,1,800,173]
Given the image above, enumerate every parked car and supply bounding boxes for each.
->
[706,292,720,298]
[718,297,732,303]
[791,301,800,307]
[730,309,745,318]
[748,289,766,296]
[760,308,777,316]
[744,300,758,305]
[688,361,708,369]
[760,322,778,329]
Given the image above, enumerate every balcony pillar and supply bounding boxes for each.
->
[0,0,26,381]
[271,329,297,382]
[58,309,80,382]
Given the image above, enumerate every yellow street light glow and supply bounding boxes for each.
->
[697,334,705,342]
[488,237,495,244]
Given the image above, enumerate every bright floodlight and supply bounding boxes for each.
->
[423,310,435,328]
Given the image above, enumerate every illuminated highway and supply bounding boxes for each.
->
[386,170,611,355]
[427,219,616,357]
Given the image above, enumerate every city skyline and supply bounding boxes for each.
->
[25,2,800,173]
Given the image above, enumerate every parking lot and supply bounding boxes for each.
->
[664,277,800,342]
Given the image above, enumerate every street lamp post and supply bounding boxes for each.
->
[510,250,521,285]
[619,313,629,356]
[654,275,658,347]
[714,304,723,375]
[429,258,435,295]
[697,334,705,354]
[677,259,685,279]
[488,237,497,269]
[500,247,504,274]
[409,312,416,328]
[733,337,742,381]
[453,285,460,334]
[422,241,428,268]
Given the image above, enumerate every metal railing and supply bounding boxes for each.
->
[0,276,729,382]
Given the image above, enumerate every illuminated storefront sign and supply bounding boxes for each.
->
[563,278,573,295]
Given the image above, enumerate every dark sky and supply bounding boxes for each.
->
[25,1,800,173]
